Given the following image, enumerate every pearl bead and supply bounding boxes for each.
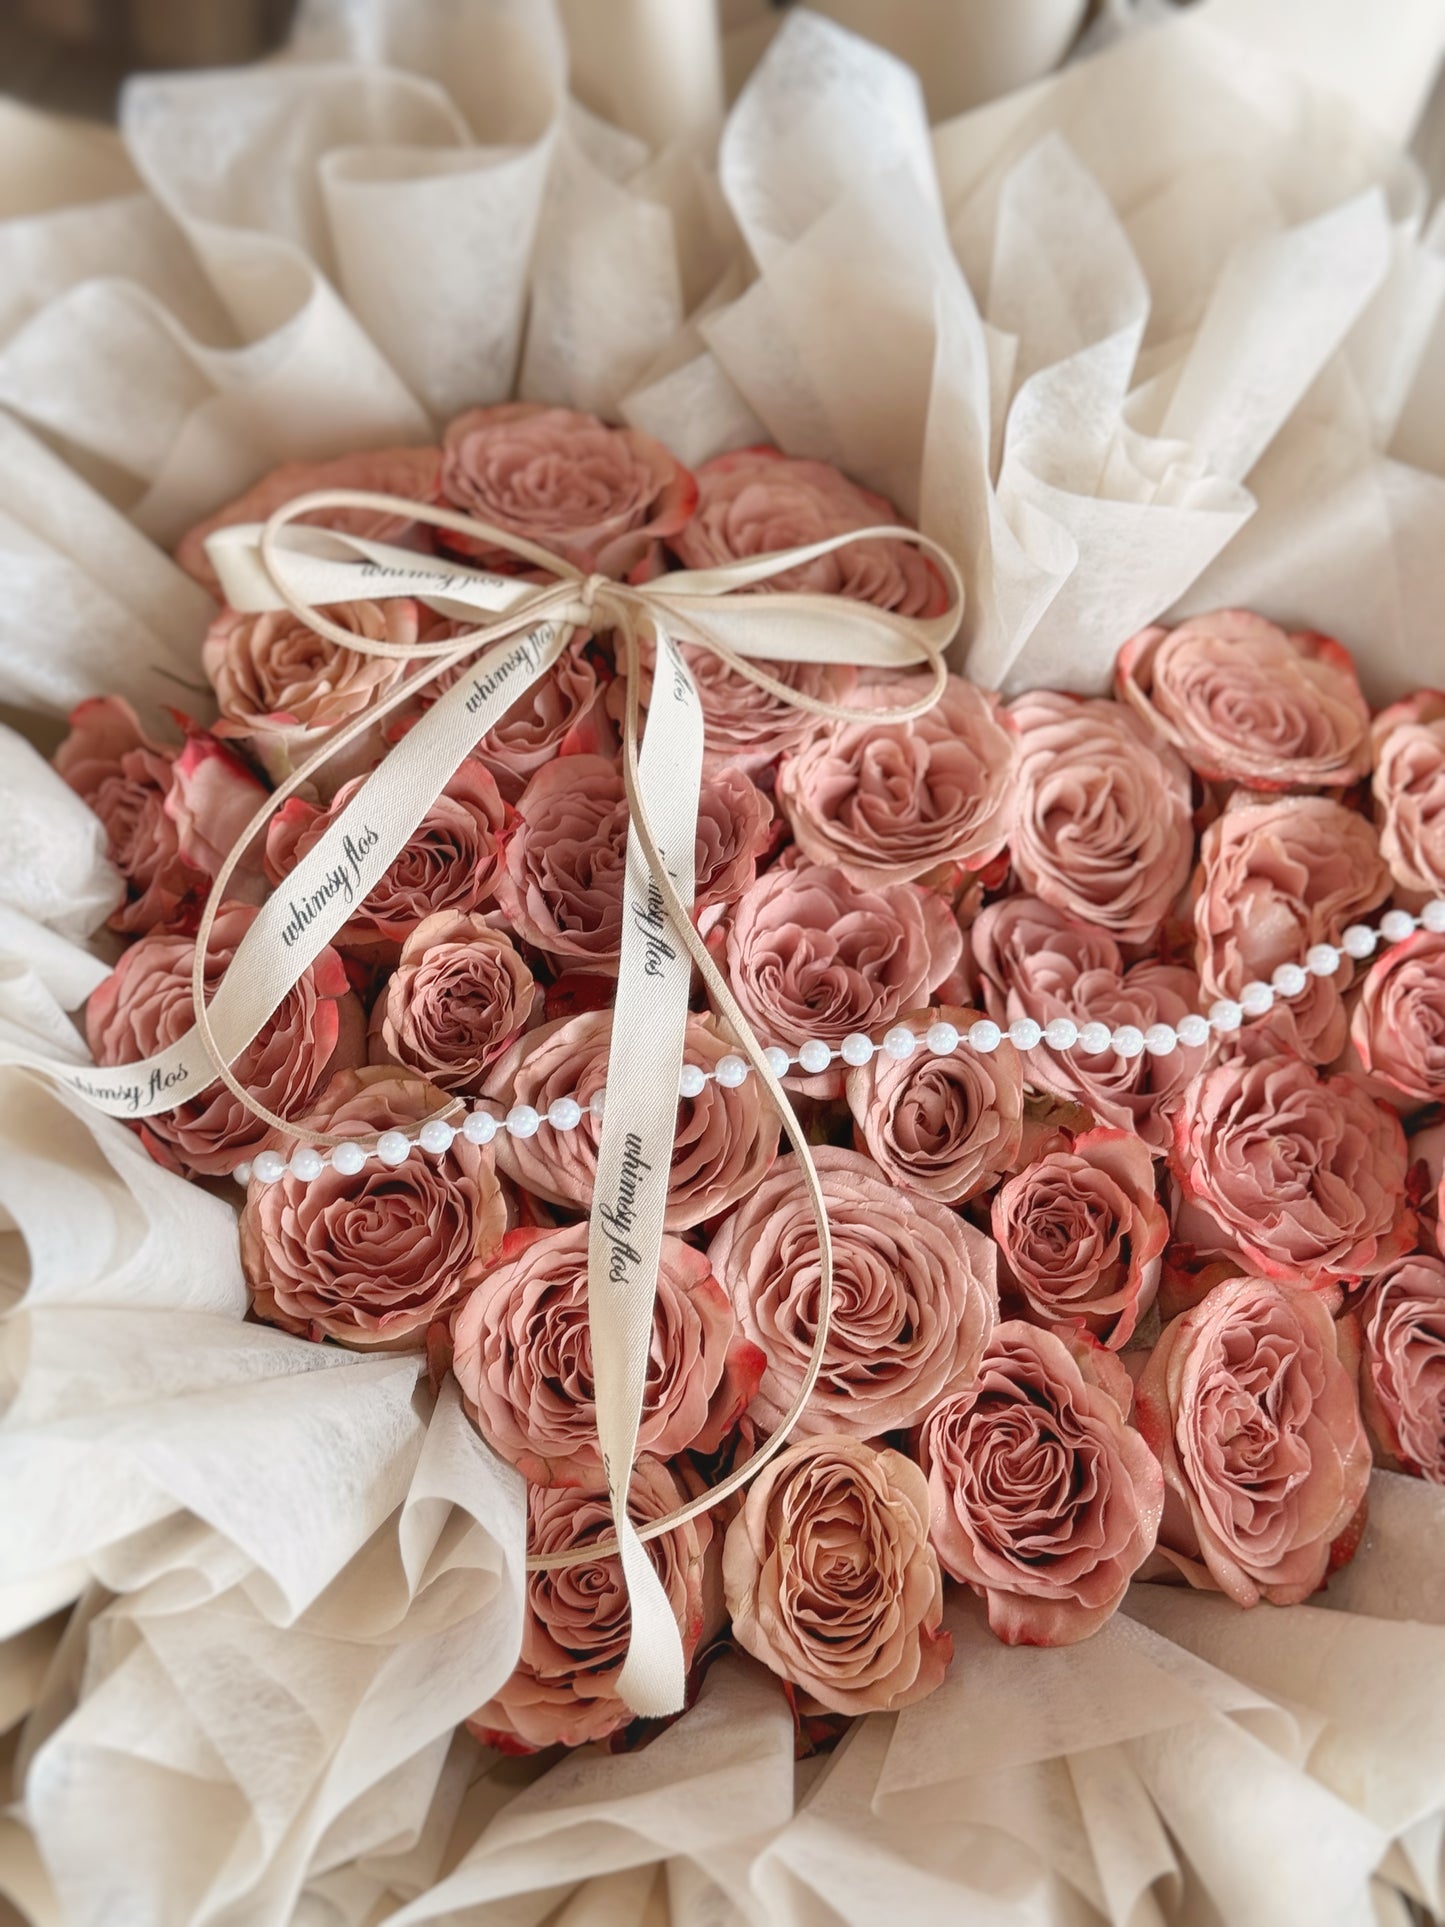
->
[232,1160,253,1187]
[1271,962,1308,998]
[1209,999,1243,1033]
[763,1047,792,1078]
[882,1025,917,1060]
[1112,1025,1146,1058]
[548,1097,583,1131]
[1239,980,1274,1017]
[1423,899,1445,934]
[1381,908,1417,944]
[588,1087,606,1120]
[798,1039,832,1075]
[1007,1018,1042,1051]
[506,1104,541,1139]
[927,1020,960,1056]
[419,1119,455,1155]
[679,1063,707,1099]
[1306,943,1341,977]
[840,1032,875,1067]
[1177,1013,1211,1049]
[376,1131,411,1167]
[1342,923,1376,960]
[253,1149,287,1185]
[1144,1023,1177,1057]
[967,1019,1002,1054]
[1077,1022,1112,1054]
[331,1139,367,1174]
[1043,1017,1078,1051]
[715,1054,750,1087]
[463,1109,498,1146]
[289,1145,325,1182]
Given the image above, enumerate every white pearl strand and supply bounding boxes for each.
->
[233,898,1445,1186]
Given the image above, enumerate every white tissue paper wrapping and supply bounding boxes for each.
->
[3,2,1445,1921]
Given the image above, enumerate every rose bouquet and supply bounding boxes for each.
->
[40,401,1445,1758]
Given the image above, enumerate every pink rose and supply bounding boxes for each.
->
[1134,1275,1371,1606]
[414,633,613,803]
[175,445,442,598]
[972,897,1208,1153]
[1348,931,1445,1111]
[708,1146,996,1438]
[669,447,948,618]
[991,1127,1167,1349]
[1007,691,1193,947]
[495,755,772,973]
[673,646,857,779]
[265,762,507,962]
[482,1009,780,1230]
[451,1222,761,1487]
[774,676,1016,887]
[1372,691,1445,904]
[54,696,264,935]
[439,403,696,577]
[240,1065,507,1349]
[470,1461,713,1752]
[1192,794,1388,1064]
[1169,1054,1412,1287]
[723,1435,950,1716]
[1115,611,1371,791]
[369,912,536,1095]
[1351,1254,1445,1482]
[720,860,964,1098]
[844,1004,1024,1204]
[85,901,363,1178]
[921,1323,1162,1645]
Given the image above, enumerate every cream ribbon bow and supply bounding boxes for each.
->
[15,488,964,1719]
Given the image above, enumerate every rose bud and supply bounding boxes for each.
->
[1169,1054,1413,1288]
[240,1066,506,1349]
[469,1460,713,1752]
[844,1004,1024,1205]
[1348,930,1445,1111]
[483,1009,779,1230]
[723,1434,950,1716]
[451,1222,761,1487]
[85,901,364,1179]
[1134,1275,1372,1606]
[921,1322,1163,1645]
[708,1146,996,1438]
[1115,611,1371,791]
[1372,690,1445,904]
[438,403,696,577]
[369,912,536,1096]
[991,1128,1167,1349]
[1350,1254,1445,1483]
[1007,690,1193,948]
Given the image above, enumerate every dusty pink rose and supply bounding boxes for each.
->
[922,1324,1163,1645]
[496,755,771,972]
[774,675,1016,886]
[708,1146,996,1438]
[720,859,964,1098]
[415,633,612,803]
[55,696,264,934]
[452,1222,760,1487]
[240,1065,506,1349]
[1193,794,1388,1063]
[470,1461,713,1752]
[1116,611,1371,790]
[1348,931,1445,1111]
[991,1128,1167,1349]
[674,645,857,779]
[1372,691,1445,903]
[1170,1054,1412,1287]
[483,1009,779,1230]
[439,403,696,576]
[1008,691,1193,947]
[972,896,1208,1153]
[369,912,536,1095]
[670,447,948,618]
[86,902,363,1178]
[845,1005,1024,1205]
[1351,1254,1445,1482]
[1134,1275,1371,1606]
[265,761,507,961]
[175,445,442,598]
[723,1435,950,1716]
